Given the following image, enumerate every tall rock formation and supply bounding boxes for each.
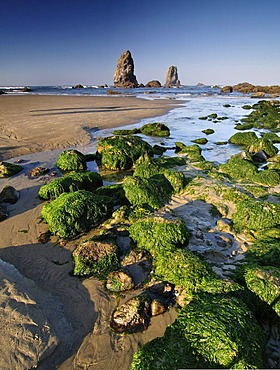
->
[165,66,180,87]
[114,50,138,88]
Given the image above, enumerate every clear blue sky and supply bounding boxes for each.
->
[1,0,280,86]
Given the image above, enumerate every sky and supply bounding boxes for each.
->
[1,0,280,86]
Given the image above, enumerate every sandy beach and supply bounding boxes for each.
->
[0,94,181,369]
[0,95,179,160]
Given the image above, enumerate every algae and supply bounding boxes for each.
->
[56,149,87,171]
[41,190,113,238]
[140,122,170,137]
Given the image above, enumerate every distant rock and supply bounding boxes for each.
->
[22,87,33,92]
[196,82,205,86]
[165,66,180,87]
[145,80,161,88]
[72,84,84,89]
[0,90,6,95]
[114,50,138,88]
[232,82,280,95]
[221,85,233,93]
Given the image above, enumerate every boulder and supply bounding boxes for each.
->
[72,239,119,278]
[106,269,134,292]
[165,66,180,87]
[41,190,113,239]
[221,85,233,93]
[29,166,49,177]
[96,135,153,171]
[110,293,152,333]
[113,50,138,88]
[0,186,19,204]
[140,122,170,137]
[145,80,161,88]
[0,161,23,178]
[72,84,84,89]
[56,150,87,172]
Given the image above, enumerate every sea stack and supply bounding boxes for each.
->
[165,66,180,87]
[114,50,138,88]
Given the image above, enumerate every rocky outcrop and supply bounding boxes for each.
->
[165,66,180,87]
[221,85,233,93]
[145,80,161,88]
[114,50,138,88]
[72,84,84,89]
[232,82,280,95]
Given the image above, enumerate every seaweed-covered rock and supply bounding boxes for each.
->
[72,239,119,278]
[245,238,280,267]
[110,293,152,333]
[202,128,215,135]
[38,171,103,200]
[112,128,140,135]
[131,294,265,369]
[129,214,189,254]
[247,138,278,158]
[96,183,127,206]
[244,265,280,316]
[123,175,172,210]
[96,135,153,171]
[191,137,208,145]
[240,99,280,130]
[133,156,187,194]
[232,198,280,233]
[0,161,23,178]
[106,269,134,292]
[219,152,280,186]
[56,150,87,171]
[140,122,170,137]
[228,131,258,146]
[176,144,205,162]
[261,132,280,143]
[41,190,113,239]
[0,186,19,204]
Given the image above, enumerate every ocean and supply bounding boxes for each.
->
[1,85,279,164]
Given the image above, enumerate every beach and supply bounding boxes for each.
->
[0,94,181,369]
[0,93,280,369]
[0,95,179,160]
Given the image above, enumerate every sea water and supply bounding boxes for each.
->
[1,85,279,164]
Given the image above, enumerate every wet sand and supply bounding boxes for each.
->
[0,94,181,369]
[0,94,180,160]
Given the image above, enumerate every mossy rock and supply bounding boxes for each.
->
[202,128,215,135]
[131,294,265,369]
[140,122,170,137]
[96,135,153,171]
[245,238,280,268]
[179,144,205,162]
[123,175,172,210]
[41,190,113,239]
[38,171,103,199]
[242,104,252,110]
[112,128,140,135]
[247,138,278,158]
[0,161,23,178]
[191,137,208,145]
[232,198,280,233]
[72,239,119,278]
[199,116,208,120]
[56,149,87,171]
[134,156,187,194]
[234,122,254,130]
[208,113,218,119]
[261,132,280,143]
[153,156,186,168]
[96,183,128,206]
[228,131,258,146]
[152,144,166,155]
[129,214,189,254]
[241,100,280,130]
[244,265,280,316]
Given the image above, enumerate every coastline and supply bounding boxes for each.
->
[0,94,181,161]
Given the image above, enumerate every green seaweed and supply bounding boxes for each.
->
[72,239,119,278]
[41,190,113,238]
[191,137,208,145]
[56,149,87,171]
[140,122,170,137]
[38,171,103,199]
[228,132,258,146]
[232,198,280,233]
[96,135,153,171]
[123,175,172,210]
[202,128,215,135]
[131,294,265,369]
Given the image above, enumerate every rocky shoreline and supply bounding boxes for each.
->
[0,100,280,369]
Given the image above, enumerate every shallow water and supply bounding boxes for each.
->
[87,96,280,164]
